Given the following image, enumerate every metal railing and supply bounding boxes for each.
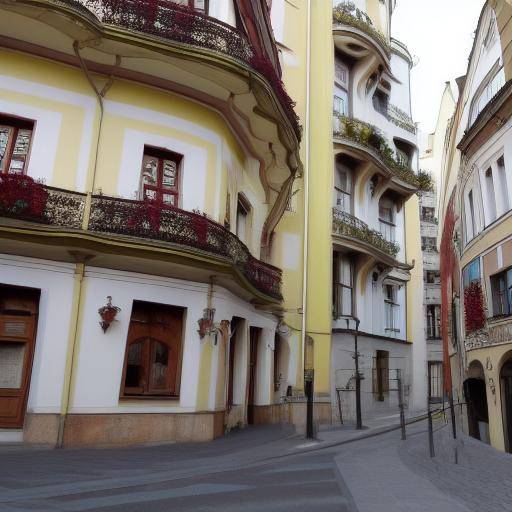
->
[0,177,282,300]
[332,114,420,188]
[332,208,400,258]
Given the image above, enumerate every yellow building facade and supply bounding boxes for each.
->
[0,0,426,446]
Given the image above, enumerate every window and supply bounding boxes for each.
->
[170,0,208,13]
[470,67,505,126]
[497,156,510,214]
[428,362,443,402]
[467,188,477,240]
[490,269,512,317]
[426,305,441,339]
[463,258,481,289]
[140,147,181,206]
[334,166,351,213]
[372,89,389,117]
[484,167,497,224]
[422,237,437,252]
[421,207,435,222]
[384,284,399,333]
[425,271,441,284]
[121,301,184,398]
[0,116,34,175]
[333,59,349,116]
[379,197,396,242]
[333,252,353,318]
[236,194,251,244]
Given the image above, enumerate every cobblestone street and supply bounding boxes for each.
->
[1,418,512,511]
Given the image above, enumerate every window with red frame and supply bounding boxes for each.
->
[171,0,208,13]
[140,146,182,206]
[0,115,34,175]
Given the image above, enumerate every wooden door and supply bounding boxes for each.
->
[0,289,39,429]
[247,327,260,425]
[501,361,512,452]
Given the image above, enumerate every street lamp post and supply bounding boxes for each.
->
[305,335,315,439]
[347,317,362,430]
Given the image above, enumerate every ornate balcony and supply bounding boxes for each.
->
[70,0,300,139]
[332,208,399,258]
[333,115,420,189]
[332,3,390,64]
[387,104,416,135]
[0,175,282,301]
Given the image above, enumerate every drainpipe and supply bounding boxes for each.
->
[55,45,118,446]
[57,259,86,448]
[73,41,119,229]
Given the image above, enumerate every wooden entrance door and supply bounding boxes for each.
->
[0,287,39,428]
[247,327,260,425]
[501,361,512,452]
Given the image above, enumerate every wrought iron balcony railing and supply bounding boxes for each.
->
[387,104,416,134]
[332,115,420,188]
[332,208,399,258]
[0,175,282,300]
[64,0,300,138]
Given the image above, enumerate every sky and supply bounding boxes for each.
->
[392,0,485,140]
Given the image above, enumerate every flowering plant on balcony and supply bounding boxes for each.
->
[464,281,486,334]
[417,170,434,192]
[0,174,48,222]
[333,2,391,57]
[334,115,420,188]
[79,0,300,138]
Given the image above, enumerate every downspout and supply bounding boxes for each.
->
[301,0,312,388]
[73,41,119,228]
[56,44,119,447]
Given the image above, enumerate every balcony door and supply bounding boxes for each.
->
[0,286,39,429]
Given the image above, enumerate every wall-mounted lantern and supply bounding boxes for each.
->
[197,308,230,346]
[98,296,121,333]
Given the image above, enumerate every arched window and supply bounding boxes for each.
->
[122,301,184,398]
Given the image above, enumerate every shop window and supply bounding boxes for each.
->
[121,301,184,398]
[427,305,441,339]
[490,268,512,317]
[0,115,34,175]
[384,284,399,333]
[333,252,353,318]
[140,146,182,206]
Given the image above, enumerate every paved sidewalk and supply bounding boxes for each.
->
[332,417,512,512]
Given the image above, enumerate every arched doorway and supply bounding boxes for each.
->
[463,360,489,443]
[500,357,512,453]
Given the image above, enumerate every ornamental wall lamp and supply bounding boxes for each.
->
[98,296,121,333]
[197,308,230,345]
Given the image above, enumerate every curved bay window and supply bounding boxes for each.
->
[0,115,34,175]
[140,146,182,206]
[121,301,184,398]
